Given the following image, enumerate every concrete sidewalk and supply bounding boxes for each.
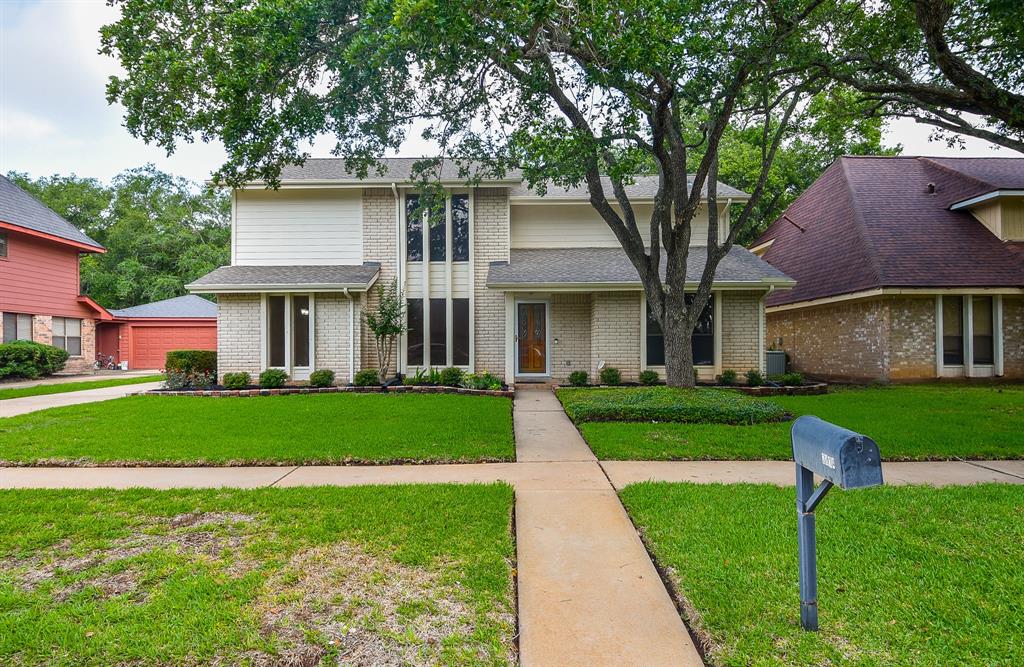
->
[0,370,157,390]
[0,382,164,418]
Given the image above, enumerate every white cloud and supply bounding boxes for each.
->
[0,0,1017,186]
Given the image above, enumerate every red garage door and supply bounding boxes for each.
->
[131,325,217,369]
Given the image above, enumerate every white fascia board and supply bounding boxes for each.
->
[949,189,1024,210]
[507,195,751,204]
[486,279,792,292]
[185,282,374,293]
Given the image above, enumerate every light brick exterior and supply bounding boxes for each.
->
[549,293,591,381]
[590,292,642,382]
[473,188,509,376]
[216,294,262,380]
[360,188,397,373]
[720,291,762,372]
[767,294,1023,382]
[313,292,357,383]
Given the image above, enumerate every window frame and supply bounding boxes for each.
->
[3,312,33,343]
[263,294,314,377]
[51,317,83,356]
[0,231,8,259]
[643,295,715,368]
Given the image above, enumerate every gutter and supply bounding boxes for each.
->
[343,287,355,383]
[392,182,403,374]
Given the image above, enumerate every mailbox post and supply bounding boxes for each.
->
[791,415,883,631]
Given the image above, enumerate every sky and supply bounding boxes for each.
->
[0,0,1015,186]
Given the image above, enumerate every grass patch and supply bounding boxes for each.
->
[580,384,1024,460]
[621,482,1024,666]
[556,387,786,424]
[0,484,515,665]
[0,393,514,465]
[0,375,163,401]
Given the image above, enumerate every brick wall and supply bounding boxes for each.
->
[887,296,937,380]
[1003,296,1024,379]
[549,293,591,381]
[27,314,96,374]
[590,291,641,381]
[216,294,262,380]
[767,298,889,382]
[360,188,397,373]
[313,292,355,383]
[473,188,509,375]
[720,291,761,372]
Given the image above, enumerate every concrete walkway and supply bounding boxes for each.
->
[0,369,157,390]
[0,382,164,418]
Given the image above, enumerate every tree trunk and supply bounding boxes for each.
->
[662,299,696,388]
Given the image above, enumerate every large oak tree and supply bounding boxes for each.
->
[103,0,851,385]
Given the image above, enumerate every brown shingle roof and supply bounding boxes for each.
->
[755,156,1024,307]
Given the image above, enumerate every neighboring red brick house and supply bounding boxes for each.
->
[0,175,110,373]
[754,156,1024,382]
[97,295,218,369]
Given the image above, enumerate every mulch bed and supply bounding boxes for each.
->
[142,384,514,399]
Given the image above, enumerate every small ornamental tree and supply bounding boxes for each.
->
[364,279,405,383]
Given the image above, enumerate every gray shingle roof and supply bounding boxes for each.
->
[109,294,218,319]
[487,246,791,287]
[0,175,103,249]
[508,175,748,200]
[186,263,381,291]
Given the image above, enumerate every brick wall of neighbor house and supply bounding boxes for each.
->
[886,296,937,380]
[1003,296,1024,379]
[360,188,398,373]
[216,294,262,380]
[590,292,641,381]
[549,293,591,381]
[473,188,510,375]
[720,291,762,372]
[313,292,355,383]
[27,314,96,374]
[767,298,890,382]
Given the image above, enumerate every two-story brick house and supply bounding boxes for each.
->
[187,159,793,385]
[0,175,109,373]
[754,156,1024,382]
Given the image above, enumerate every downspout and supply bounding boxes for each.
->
[391,182,403,375]
[344,287,354,383]
[760,284,775,375]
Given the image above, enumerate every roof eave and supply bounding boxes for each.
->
[949,189,1024,210]
[0,221,105,253]
[486,278,794,291]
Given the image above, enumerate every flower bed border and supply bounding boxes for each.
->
[554,382,828,396]
[139,384,514,399]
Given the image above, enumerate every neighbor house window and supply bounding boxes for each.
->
[406,299,424,365]
[406,195,423,261]
[453,298,470,365]
[972,296,994,365]
[52,317,82,356]
[429,298,446,364]
[292,295,310,368]
[452,195,470,262]
[942,296,964,365]
[0,232,7,258]
[3,312,32,343]
[268,296,287,367]
[646,296,714,367]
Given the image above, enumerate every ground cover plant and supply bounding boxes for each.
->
[620,482,1024,666]
[580,384,1024,461]
[0,375,162,401]
[0,393,514,465]
[556,387,786,425]
[0,484,515,665]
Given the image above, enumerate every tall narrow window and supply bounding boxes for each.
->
[452,195,470,261]
[268,296,286,367]
[428,205,446,261]
[942,296,964,365]
[406,195,422,261]
[292,295,310,367]
[972,296,994,365]
[52,317,82,355]
[3,312,32,343]
[429,298,447,364]
[644,296,714,366]
[406,299,424,365]
[0,232,8,257]
[453,298,470,365]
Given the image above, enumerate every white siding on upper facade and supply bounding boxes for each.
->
[510,203,726,248]
[234,189,363,265]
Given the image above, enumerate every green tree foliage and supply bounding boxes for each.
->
[8,166,229,309]
[364,279,406,382]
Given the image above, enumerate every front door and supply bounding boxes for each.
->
[517,302,547,374]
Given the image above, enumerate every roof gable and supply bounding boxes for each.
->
[109,294,218,319]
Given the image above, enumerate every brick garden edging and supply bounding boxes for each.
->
[552,382,828,396]
[139,385,514,399]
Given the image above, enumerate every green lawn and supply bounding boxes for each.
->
[0,484,515,665]
[556,386,786,424]
[0,375,163,401]
[621,482,1024,666]
[579,384,1024,460]
[0,393,514,465]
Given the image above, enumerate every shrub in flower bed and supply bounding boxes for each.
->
[258,368,289,389]
[769,372,805,386]
[0,341,68,379]
[353,368,381,387]
[438,366,464,387]
[568,370,589,387]
[638,369,660,386]
[598,366,621,386]
[556,386,787,425]
[164,349,217,374]
[309,369,335,388]
[222,372,251,390]
[461,372,503,391]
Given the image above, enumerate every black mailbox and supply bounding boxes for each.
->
[791,415,883,631]
[791,415,883,490]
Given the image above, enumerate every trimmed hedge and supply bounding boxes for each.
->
[259,368,289,388]
[164,349,217,374]
[309,369,335,388]
[0,341,69,379]
[222,372,251,390]
[353,369,381,387]
[556,386,787,425]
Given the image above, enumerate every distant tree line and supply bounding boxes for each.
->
[8,165,229,310]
